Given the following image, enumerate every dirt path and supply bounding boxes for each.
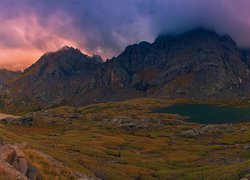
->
[0,113,19,120]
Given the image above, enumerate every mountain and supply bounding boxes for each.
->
[92,28,249,98]
[9,46,102,107]
[4,28,250,109]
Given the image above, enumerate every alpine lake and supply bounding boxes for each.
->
[153,103,250,124]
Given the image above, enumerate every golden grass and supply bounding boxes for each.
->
[0,98,249,179]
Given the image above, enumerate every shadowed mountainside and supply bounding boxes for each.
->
[2,27,250,110]
[0,70,21,87]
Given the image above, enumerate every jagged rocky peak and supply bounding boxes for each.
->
[107,27,249,96]
[41,46,81,57]
[24,45,101,75]
[91,54,103,63]
[47,46,103,64]
[59,45,74,51]
[11,45,103,106]
[122,41,151,53]
[42,46,87,61]
[56,46,85,55]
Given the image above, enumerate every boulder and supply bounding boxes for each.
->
[0,143,39,179]
[27,163,40,180]
[0,144,16,163]
[18,157,28,175]
[243,144,250,150]
[19,116,34,127]
[1,115,34,127]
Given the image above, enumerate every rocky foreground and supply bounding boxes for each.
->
[0,142,39,180]
[0,140,97,180]
[0,98,249,179]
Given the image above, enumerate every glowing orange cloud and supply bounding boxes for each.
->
[0,11,90,71]
[0,48,42,70]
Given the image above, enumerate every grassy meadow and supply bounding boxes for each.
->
[0,98,249,179]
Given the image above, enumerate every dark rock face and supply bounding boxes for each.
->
[10,46,102,107]
[92,28,250,99]
[242,49,250,67]
[5,28,250,107]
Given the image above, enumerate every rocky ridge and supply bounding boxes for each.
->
[2,28,250,109]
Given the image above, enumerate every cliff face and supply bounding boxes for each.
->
[4,28,250,108]
[91,28,249,99]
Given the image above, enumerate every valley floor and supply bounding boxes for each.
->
[0,98,250,179]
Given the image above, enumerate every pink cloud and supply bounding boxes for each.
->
[1,0,250,71]
[0,11,89,70]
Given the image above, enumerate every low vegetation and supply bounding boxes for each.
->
[0,98,250,179]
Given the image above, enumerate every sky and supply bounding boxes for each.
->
[0,0,250,70]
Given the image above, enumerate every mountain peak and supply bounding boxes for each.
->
[23,45,100,77]
[53,46,85,57]
[60,45,72,50]
[57,46,80,53]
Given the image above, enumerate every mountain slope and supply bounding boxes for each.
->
[92,28,249,98]
[6,28,250,108]
[10,46,102,107]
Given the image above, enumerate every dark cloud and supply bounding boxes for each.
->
[0,0,250,69]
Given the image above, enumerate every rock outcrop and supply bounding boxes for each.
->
[180,124,234,137]
[92,28,249,99]
[2,115,34,127]
[101,116,171,129]
[0,143,39,180]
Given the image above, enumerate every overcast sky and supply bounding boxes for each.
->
[0,0,250,70]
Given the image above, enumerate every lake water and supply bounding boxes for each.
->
[153,104,250,124]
